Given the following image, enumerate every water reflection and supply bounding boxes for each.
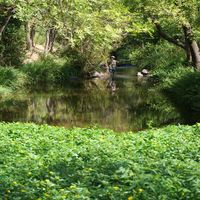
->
[106,75,117,95]
[0,67,181,131]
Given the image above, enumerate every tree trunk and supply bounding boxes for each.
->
[183,26,192,64]
[26,22,33,53]
[155,23,200,70]
[185,45,192,64]
[44,29,50,54]
[44,28,56,54]
[190,40,200,70]
[0,6,15,40]
[30,25,35,48]
[183,25,200,70]
[49,28,56,52]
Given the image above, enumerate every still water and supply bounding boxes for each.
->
[0,66,181,131]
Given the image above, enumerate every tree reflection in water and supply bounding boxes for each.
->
[0,67,181,131]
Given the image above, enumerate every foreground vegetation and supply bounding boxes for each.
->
[0,122,200,200]
[1,2,200,199]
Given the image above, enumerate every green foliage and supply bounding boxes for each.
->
[21,57,80,87]
[3,0,130,69]
[115,33,157,62]
[60,47,87,72]
[49,0,129,66]
[154,65,193,88]
[123,0,200,71]
[0,123,200,200]
[166,72,200,123]
[141,42,194,88]
[0,16,25,66]
[0,67,27,90]
[0,85,12,96]
[124,0,200,31]
[129,41,184,69]
[0,56,81,94]
[122,40,193,87]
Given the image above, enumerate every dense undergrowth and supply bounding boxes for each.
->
[0,122,200,200]
[0,57,81,96]
[165,71,200,123]
[127,41,194,88]
[21,57,81,87]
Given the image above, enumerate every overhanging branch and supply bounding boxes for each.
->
[154,22,185,49]
[0,7,16,40]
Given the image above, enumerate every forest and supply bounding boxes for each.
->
[0,0,200,199]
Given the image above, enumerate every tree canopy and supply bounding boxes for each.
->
[0,0,130,67]
[123,0,200,69]
[1,0,200,69]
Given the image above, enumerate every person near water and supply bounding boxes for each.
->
[108,56,117,76]
[105,55,118,93]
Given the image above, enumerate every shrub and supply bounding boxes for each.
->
[152,64,194,88]
[60,47,87,72]
[165,72,200,123]
[0,123,199,200]
[21,57,79,87]
[0,67,27,90]
[129,41,185,70]
[0,85,12,96]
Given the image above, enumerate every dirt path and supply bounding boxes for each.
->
[23,44,46,64]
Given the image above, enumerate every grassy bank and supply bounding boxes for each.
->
[0,57,81,96]
[0,122,200,200]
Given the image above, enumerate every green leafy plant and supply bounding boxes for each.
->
[0,123,199,200]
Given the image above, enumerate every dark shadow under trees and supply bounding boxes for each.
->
[164,72,200,124]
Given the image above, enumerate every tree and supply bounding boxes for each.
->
[0,3,16,40]
[1,0,130,69]
[48,0,130,68]
[124,0,200,70]
[0,1,25,66]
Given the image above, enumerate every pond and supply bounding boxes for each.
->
[0,66,182,132]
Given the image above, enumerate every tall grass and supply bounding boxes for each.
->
[0,67,27,88]
[0,56,81,96]
[21,56,80,87]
